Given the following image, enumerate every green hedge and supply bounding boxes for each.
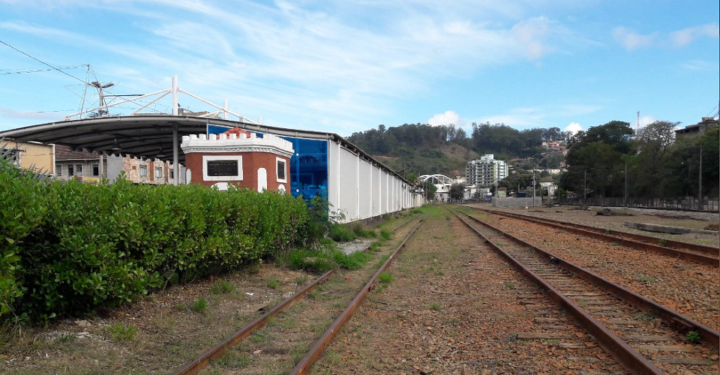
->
[0,160,309,322]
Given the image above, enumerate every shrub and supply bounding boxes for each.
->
[380,231,391,241]
[0,152,309,322]
[687,331,701,344]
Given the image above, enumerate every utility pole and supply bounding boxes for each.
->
[699,146,703,211]
[532,167,536,207]
[624,162,628,208]
[583,169,587,207]
[636,111,640,133]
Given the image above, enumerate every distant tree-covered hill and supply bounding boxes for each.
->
[346,123,569,178]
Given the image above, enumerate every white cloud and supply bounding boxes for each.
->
[683,60,719,71]
[428,110,461,126]
[671,24,719,47]
[564,122,582,134]
[637,115,656,128]
[480,105,602,128]
[613,26,656,50]
[613,23,719,51]
[511,17,554,59]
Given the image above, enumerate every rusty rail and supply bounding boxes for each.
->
[458,209,719,347]
[169,270,335,375]
[289,217,426,375]
[473,207,719,266]
[476,207,718,256]
[450,209,663,374]
[391,212,420,232]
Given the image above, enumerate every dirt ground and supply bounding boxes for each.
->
[0,213,419,375]
[461,208,719,331]
[466,204,719,248]
[312,206,627,375]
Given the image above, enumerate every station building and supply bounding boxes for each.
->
[0,116,423,222]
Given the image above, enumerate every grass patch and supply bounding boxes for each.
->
[267,279,280,289]
[210,281,235,294]
[429,303,442,311]
[329,224,356,242]
[380,230,392,241]
[191,297,207,313]
[282,244,372,273]
[332,250,370,270]
[250,330,267,343]
[504,282,515,290]
[213,351,251,368]
[108,323,137,342]
[283,248,336,274]
[379,272,393,284]
[687,331,701,344]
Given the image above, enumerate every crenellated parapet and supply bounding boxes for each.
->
[181,132,294,158]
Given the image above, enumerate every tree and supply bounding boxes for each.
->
[630,121,679,197]
[406,173,418,184]
[423,182,437,201]
[449,183,465,200]
[562,121,634,197]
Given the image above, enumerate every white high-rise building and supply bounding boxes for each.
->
[465,154,508,187]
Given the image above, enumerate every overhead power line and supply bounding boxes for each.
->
[706,104,718,117]
[0,64,89,76]
[0,40,89,84]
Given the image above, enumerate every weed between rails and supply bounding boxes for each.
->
[282,244,375,274]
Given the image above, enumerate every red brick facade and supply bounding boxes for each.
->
[185,151,290,191]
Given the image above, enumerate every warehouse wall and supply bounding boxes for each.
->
[328,139,423,222]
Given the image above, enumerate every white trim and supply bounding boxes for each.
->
[276,157,287,183]
[202,155,243,181]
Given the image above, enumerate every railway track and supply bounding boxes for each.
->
[169,214,425,375]
[471,207,718,266]
[453,208,719,375]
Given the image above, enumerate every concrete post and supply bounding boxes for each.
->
[172,75,179,116]
[173,124,179,186]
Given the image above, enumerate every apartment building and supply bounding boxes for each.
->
[465,154,509,187]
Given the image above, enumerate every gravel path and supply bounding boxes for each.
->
[313,207,626,374]
[477,211,719,331]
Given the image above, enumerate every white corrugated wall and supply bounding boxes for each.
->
[326,139,423,222]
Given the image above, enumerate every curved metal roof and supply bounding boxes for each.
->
[0,115,412,184]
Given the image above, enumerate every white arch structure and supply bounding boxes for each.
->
[418,174,455,196]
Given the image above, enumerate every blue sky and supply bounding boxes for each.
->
[0,0,718,136]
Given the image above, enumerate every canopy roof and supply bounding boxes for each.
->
[0,115,412,184]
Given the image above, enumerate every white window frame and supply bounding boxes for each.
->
[155,167,163,178]
[56,164,62,176]
[276,157,287,183]
[76,164,83,177]
[203,155,243,182]
[68,164,74,176]
[139,165,148,177]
